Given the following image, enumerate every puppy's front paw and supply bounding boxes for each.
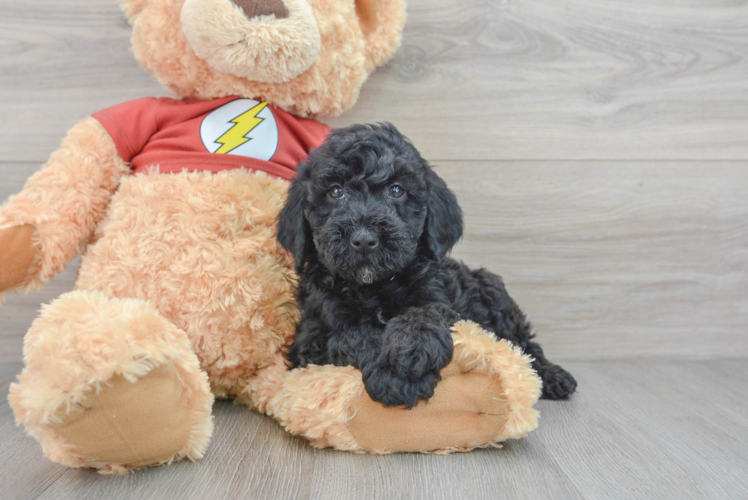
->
[538,363,577,400]
[362,310,455,408]
[362,365,441,408]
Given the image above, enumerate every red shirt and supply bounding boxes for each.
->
[92,96,330,181]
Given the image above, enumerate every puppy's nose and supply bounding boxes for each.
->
[230,0,289,20]
[350,230,379,254]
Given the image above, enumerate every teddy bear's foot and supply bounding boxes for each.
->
[249,320,541,454]
[50,364,196,471]
[8,290,214,474]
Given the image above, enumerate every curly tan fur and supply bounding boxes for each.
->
[75,170,300,396]
[246,352,365,450]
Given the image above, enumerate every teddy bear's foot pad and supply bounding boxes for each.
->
[52,364,191,467]
[349,370,511,453]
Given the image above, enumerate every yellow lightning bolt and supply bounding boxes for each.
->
[215,101,269,154]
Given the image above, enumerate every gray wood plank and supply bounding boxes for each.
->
[546,360,748,499]
[345,0,748,162]
[441,161,748,361]
[2,0,748,163]
[3,360,747,499]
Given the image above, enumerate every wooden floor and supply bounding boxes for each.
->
[1,0,747,498]
[3,360,747,500]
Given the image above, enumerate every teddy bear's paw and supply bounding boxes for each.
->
[8,290,214,473]
[252,321,541,455]
[0,224,38,295]
[348,362,513,454]
[346,320,543,454]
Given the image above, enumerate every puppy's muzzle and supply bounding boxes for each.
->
[350,229,379,255]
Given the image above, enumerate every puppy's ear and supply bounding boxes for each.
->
[277,174,313,272]
[423,168,463,259]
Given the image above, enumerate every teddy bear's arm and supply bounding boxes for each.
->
[0,117,130,296]
[248,321,541,454]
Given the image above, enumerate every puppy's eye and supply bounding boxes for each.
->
[388,185,405,198]
[329,185,345,199]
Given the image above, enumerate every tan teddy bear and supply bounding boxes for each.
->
[1,0,541,474]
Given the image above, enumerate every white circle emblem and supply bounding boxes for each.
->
[200,99,279,160]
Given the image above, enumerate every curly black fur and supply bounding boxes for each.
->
[277,123,577,407]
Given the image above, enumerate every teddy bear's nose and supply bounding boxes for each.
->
[231,0,289,20]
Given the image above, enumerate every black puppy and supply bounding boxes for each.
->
[277,123,576,407]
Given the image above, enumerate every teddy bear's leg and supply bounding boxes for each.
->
[8,290,214,474]
[245,321,541,454]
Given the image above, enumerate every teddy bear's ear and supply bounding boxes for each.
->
[355,0,407,70]
[118,0,149,20]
